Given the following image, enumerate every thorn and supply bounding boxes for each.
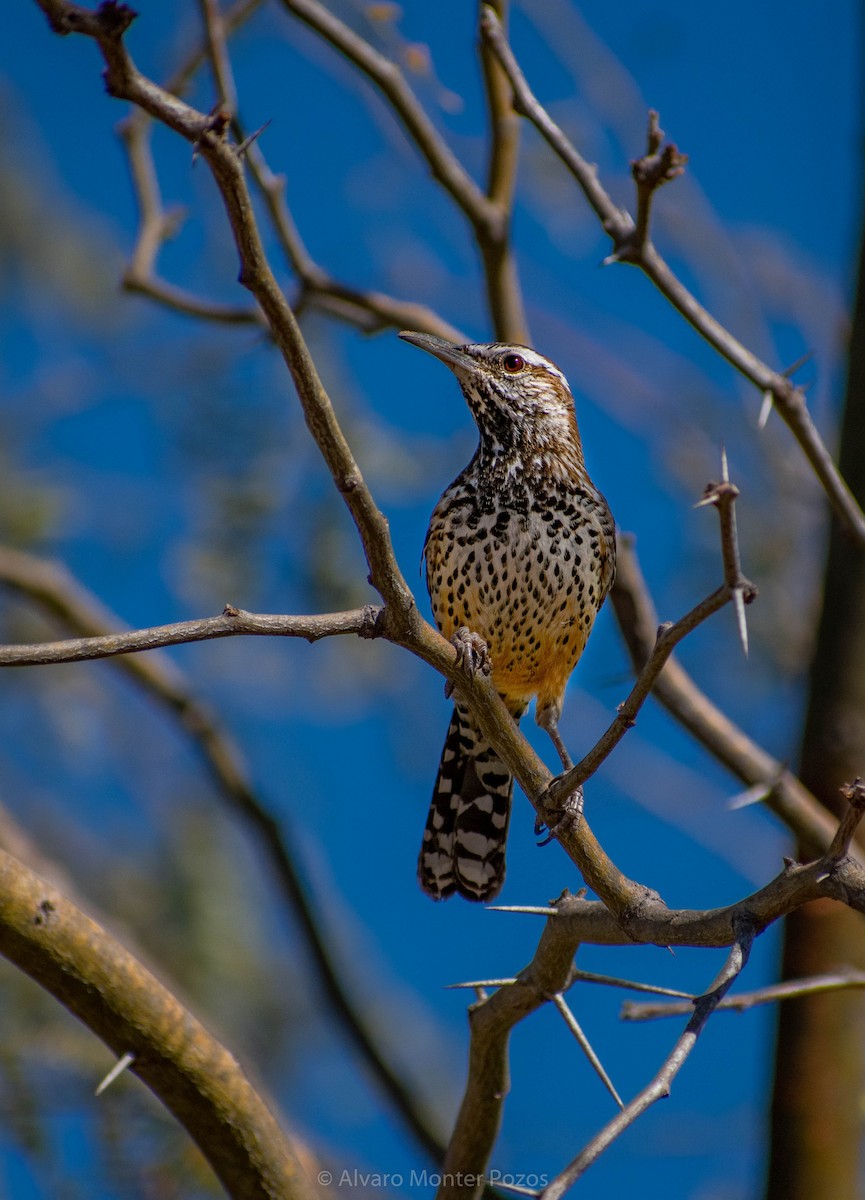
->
[485,905,560,915]
[236,118,272,158]
[444,978,517,989]
[781,349,815,379]
[728,781,772,810]
[95,1051,135,1096]
[733,588,749,657]
[758,390,774,431]
[553,994,624,1109]
[720,444,730,484]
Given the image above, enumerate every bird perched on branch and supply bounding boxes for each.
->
[400,332,616,902]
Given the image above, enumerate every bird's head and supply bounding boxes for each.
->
[399,331,583,462]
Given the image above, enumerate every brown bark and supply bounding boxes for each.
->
[765,200,865,1198]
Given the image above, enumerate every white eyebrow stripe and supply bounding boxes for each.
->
[467,344,568,386]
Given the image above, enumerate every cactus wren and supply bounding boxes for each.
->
[400,332,616,902]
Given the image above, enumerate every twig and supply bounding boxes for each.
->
[117,0,265,323]
[629,109,688,254]
[827,778,865,859]
[694,448,750,655]
[118,115,263,323]
[165,0,263,99]
[118,0,453,338]
[238,130,465,339]
[622,970,865,1022]
[198,0,238,113]
[0,603,380,666]
[609,536,853,858]
[480,6,865,544]
[476,0,528,342]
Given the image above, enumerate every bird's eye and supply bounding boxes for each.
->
[502,353,525,373]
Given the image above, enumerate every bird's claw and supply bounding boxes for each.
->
[444,626,491,698]
[536,787,584,847]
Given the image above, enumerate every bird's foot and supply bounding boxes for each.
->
[444,627,491,698]
[536,786,584,847]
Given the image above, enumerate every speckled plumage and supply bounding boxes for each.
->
[400,333,616,902]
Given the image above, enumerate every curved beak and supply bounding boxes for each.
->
[399,331,477,376]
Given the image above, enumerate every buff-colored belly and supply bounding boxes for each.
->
[426,510,603,710]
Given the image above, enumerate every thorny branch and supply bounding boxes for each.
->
[542,927,756,1199]
[439,784,865,1198]
[480,5,865,543]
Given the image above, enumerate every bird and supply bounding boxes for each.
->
[399,331,616,902]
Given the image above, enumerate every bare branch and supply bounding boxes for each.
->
[476,0,528,342]
[165,0,263,99]
[0,603,380,666]
[438,906,580,1200]
[629,109,688,254]
[38,1,418,622]
[118,114,263,323]
[116,0,265,323]
[116,0,456,339]
[623,970,865,1022]
[828,778,865,858]
[0,844,322,1200]
[197,0,238,113]
[480,6,865,543]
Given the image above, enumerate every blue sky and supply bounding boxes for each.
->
[1,2,862,1197]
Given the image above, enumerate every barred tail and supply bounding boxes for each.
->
[418,703,514,902]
